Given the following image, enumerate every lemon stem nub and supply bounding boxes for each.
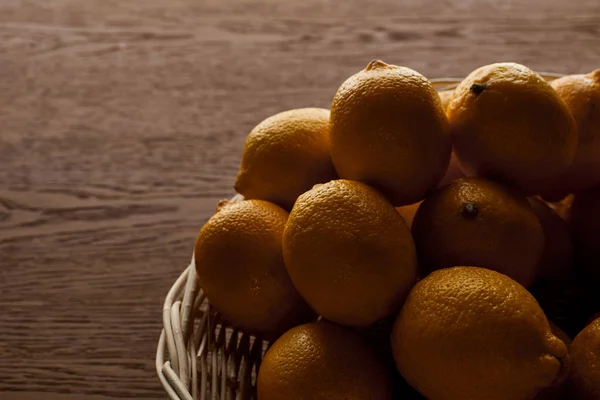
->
[470,83,486,95]
[461,201,478,217]
[366,59,388,71]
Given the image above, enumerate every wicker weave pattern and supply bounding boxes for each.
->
[156,74,563,400]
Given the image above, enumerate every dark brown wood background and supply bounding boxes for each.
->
[0,0,598,398]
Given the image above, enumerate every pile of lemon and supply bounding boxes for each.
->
[194,61,600,400]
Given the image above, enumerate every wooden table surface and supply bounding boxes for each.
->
[0,0,598,398]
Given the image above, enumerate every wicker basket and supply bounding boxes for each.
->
[156,73,564,400]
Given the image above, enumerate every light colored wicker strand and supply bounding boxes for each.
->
[156,73,566,399]
[163,362,195,400]
[171,300,188,386]
[182,263,200,340]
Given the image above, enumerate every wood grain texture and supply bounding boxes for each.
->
[0,0,599,398]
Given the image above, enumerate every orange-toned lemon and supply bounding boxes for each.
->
[447,62,577,195]
[330,60,451,206]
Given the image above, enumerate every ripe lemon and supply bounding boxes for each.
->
[235,108,337,210]
[543,69,600,199]
[392,266,569,400]
[447,62,577,195]
[194,200,312,336]
[330,60,451,206]
[411,177,544,287]
[283,179,418,327]
[257,321,395,400]
[566,317,600,399]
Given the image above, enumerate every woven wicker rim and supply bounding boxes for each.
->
[156,72,565,400]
